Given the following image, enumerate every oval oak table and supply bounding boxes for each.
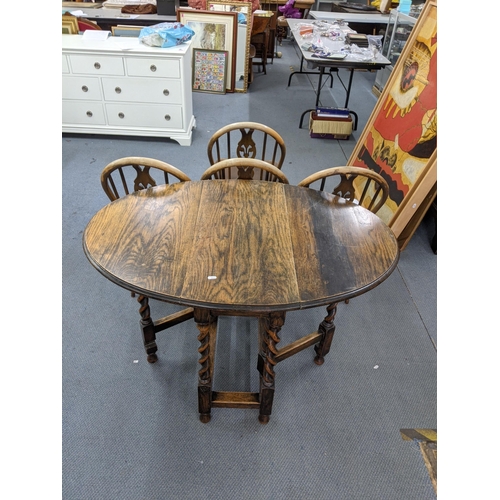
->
[83,179,400,423]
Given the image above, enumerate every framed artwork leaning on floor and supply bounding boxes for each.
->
[177,8,237,92]
[348,0,437,249]
[192,48,228,94]
[207,1,252,93]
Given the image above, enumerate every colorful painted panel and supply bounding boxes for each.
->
[349,1,437,227]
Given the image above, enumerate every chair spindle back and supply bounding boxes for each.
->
[101,157,191,202]
[298,166,389,214]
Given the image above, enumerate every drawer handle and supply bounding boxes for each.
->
[150,65,157,72]
[163,89,170,96]
[82,85,88,93]
[118,112,125,119]
[115,87,122,94]
[164,114,171,121]
[86,111,93,118]
[94,62,101,70]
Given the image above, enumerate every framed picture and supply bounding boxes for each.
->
[111,25,143,37]
[347,0,437,249]
[207,1,252,93]
[62,15,79,35]
[192,48,228,94]
[177,8,237,92]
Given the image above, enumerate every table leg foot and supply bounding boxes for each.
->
[258,414,270,424]
[147,353,158,364]
[313,351,325,366]
[200,413,211,423]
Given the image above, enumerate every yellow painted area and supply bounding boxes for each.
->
[416,428,437,442]
[400,428,437,442]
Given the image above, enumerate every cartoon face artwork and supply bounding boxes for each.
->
[352,5,437,225]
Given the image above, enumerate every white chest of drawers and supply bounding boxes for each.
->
[62,35,196,146]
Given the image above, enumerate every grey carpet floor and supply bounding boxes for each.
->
[62,37,437,499]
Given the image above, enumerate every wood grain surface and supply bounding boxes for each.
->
[84,180,399,312]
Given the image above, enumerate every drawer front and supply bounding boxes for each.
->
[102,77,182,104]
[63,101,106,125]
[62,76,102,100]
[69,55,125,76]
[106,103,183,129]
[126,57,180,78]
[62,55,69,74]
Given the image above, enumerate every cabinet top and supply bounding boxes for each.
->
[62,34,191,56]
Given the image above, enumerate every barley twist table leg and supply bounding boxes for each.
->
[137,294,158,363]
[314,302,338,366]
[194,308,217,423]
[259,311,285,424]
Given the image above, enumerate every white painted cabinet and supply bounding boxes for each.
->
[62,35,196,146]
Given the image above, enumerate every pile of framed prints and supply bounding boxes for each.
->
[62,15,79,34]
[177,8,237,93]
[207,1,252,93]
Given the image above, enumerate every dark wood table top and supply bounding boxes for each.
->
[83,180,399,312]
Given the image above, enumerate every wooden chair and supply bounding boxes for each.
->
[200,158,289,183]
[101,156,191,202]
[250,14,272,74]
[298,166,389,214]
[100,157,194,362]
[207,122,286,169]
[298,166,389,309]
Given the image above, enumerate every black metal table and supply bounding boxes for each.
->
[286,18,390,129]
